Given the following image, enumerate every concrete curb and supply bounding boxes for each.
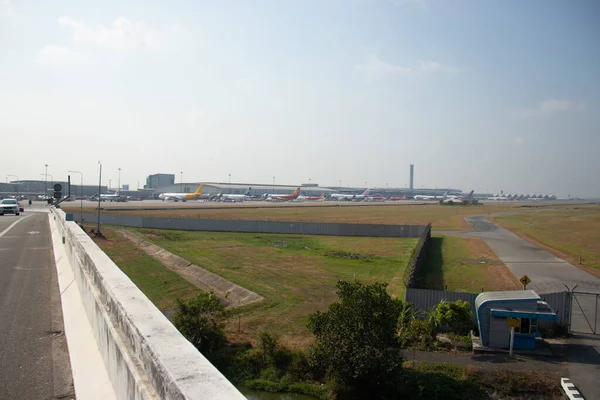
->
[117,229,264,307]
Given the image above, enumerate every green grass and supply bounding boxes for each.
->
[133,228,418,347]
[419,235,520,293]
[399,361,561,400]
[88,227,202,312]
[494,205,600,276]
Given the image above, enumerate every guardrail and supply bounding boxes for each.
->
[51,208,244,400]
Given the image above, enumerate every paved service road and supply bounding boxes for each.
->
[0,212,74,399]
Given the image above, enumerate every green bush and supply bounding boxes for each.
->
[172,292,226,355]
[307,280,404,397]
[435,300,473,336]
[259,366,281,381]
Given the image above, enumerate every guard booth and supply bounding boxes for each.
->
[475,290,557,350]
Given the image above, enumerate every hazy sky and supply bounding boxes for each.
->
[1,0,599,196]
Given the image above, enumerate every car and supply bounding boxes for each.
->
[0,198,21,216]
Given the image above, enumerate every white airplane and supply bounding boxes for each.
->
[100,190,121,202]
[330,188,371,201]
[158,184,204,202]
[414,191,448,201]
[219,187,252,202]
[487,196,509,201]
[264,188,301,201]
[441,190,475,205]
[297,193,325,202]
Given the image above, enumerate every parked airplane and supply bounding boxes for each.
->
[388,194,407,201]
[487,196,509,201]
[297,193,325,202]
[219,187,252,202]
[265,188,301,201]
[330,188,371,201]
[441,190,475,205]
[414,191,448,201]
[100,190,121,202]
[366,194,386,202]
[158,184,204,202]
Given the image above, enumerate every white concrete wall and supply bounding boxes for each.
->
[51,208,244,400]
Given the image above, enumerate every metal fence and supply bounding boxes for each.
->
[405,287,570,329]
[72,212,428,238]
[402,223,432,287]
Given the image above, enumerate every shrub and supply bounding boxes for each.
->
[307,280,404,397]
[172,292,226,355]
[435,300,473,335]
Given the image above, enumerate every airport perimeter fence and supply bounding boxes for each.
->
[72,212,429,238]
[402,223,432,288]
[405,287,570,330]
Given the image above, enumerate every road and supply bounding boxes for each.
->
[0,211,74,399]
[454,215,600,399]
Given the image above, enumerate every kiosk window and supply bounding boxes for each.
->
[519,318,530,334]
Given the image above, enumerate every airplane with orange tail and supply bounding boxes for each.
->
[298,193,325,202]
[265,187,301,201]
[388,194,407,201]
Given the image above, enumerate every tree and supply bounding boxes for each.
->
[307,280,404,397]
[173,292,226,355]
[435,299,473,336]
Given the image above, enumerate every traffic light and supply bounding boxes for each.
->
[54,183,62,199]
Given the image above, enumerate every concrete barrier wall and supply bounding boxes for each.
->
[405,287,570,329]
[74,212,427,237]
[52,208,244,400]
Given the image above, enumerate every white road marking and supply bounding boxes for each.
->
[0,214,31,239]
[28,231,40,235]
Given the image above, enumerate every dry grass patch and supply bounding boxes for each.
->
[493,205,600,277]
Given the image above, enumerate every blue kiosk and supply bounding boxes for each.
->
[475,290,557,350]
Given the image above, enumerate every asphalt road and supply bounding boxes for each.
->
[0,212,74,399]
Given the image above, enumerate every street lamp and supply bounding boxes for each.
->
[96,161,102,236]
[109,179,112,191]
[180,171,183,192]
[45,164,48,198]
[69,170,84,224]
[7,174,18,197]
[228,174,231,194]
[272,176,275,193]
[118,168,121,191]
[41,173,53,199]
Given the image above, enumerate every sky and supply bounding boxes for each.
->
[1,0,599,197]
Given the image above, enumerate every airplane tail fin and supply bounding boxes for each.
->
[467,190,474,198]
[195,184,204,195]
[293,188,300,197]
[244,187,252,196]
[320,193,324,199]
[362,188,370,196]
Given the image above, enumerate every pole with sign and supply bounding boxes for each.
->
[519,275,531,290]
[507,317,519,355]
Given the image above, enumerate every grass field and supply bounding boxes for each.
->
[64,202,533,230]
[420,235,520,293]
[125,228,418,347]
[87,226,202,311]
[493,204,600,277]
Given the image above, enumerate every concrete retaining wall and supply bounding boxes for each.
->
[51,208,244,400]
[74,212,427,238]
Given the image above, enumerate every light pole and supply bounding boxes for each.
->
[339,180,341,188]
[364,181,367,189]
[41,173,53,199]
[272,176,275,193]
[180,171,183,192]
[118,168,121,191]
[228,174,231,194]
[7,174,18,197]
[45,164,48,198]
[69,170,83,224]
[96,162,102,236]
[109,179,112,191]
